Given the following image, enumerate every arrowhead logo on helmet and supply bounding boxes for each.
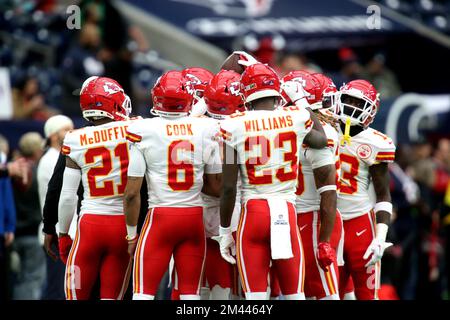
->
[204,70,245,120]
[79,77,131,121]
[151,70,194,118]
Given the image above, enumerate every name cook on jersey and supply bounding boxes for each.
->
[78,123,196,147]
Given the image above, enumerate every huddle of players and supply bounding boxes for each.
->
[56,51,395,300]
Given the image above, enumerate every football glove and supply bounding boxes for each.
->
[212,226,236,264]
[317,241,335,270]
[363,238,393,267]
[233,51,259,68]
[58,235,73,265]
[280,81,310,108]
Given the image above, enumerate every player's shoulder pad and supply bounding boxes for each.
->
[61,128,83,155]
[125,118,152,143]
[358,127,396,162]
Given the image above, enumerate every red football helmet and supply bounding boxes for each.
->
[312,73,338,114]
[79,76,131,121]
[151,70,194,117]
[204,70,245,120]
[335,79,380,127]
[240,63,280,105]
[182,67,214,100]
[281,70,321,108]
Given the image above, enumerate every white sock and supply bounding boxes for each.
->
[200,287,210,300]
[180,294,201,300]
[133,293,154,300]
[284,293,305,300]
[320,293,340,300]
[245,292,268,300]
[210,286,231,300]
[343,291,356,300]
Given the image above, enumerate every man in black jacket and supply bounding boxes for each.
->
[42,152,148,299]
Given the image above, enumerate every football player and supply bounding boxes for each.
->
[215,63,327,300]
[281,71,343,300]
[333,80,395,300]
[199,70,245,300]
[124,70,222,300]
[58,76,133,300]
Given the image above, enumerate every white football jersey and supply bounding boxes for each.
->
[336,126,396,219]
[220,107,312,203]
[62,120,133,216]
[126,116,221,208]
[184,116,243,236]
[295,122,339,213]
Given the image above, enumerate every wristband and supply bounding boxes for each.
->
[317,185,337,194]
[375,223,389,242]
[374,201,393,215]
[126,225,137,240]
[219,226,231,235]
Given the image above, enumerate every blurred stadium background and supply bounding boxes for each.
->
[1,0,450,300]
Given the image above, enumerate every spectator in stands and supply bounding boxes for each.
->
[362,52,402,99]
[333,47,364,87]
[11,132,45,300]
[37,116,74,300]
[61,22,105,116]
[277,52,322,77]
[0,135,16,301]
[12,76,56,121]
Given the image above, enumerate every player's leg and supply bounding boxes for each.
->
[268,266,281,299]
[339,219,355,300]
[299,211,339,300]
[272,202,305,300]
[173,207,206,300]
[133,208,175,300]
[65,215,101,300]
[99,215,132,300]
[344,212,378,300]
[237,200,271,300]
[205,237,233,300]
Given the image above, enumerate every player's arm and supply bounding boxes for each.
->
[313,164,337,243]
[202,128,223,197]
[303,109,327,149]
[213,143,238,264]
[202,173,222,197]
[370,162,392,225]
[308,146,338,270]
[364,162,393,266]
[57,156,81,264]
[124,142,146,257]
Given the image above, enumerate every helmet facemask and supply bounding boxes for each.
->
[336,92,378,128]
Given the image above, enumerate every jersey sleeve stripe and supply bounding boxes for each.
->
[377,152,395,156]
[126,132,142,143]
[327,139,334,147]
[61,145,71,155]
[305,119,313,129]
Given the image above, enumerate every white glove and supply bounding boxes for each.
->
[233,51,259,67]
[280,81,310,108]
[212,226,236,264]
[190,97,207,117]
[363,223,392,267]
